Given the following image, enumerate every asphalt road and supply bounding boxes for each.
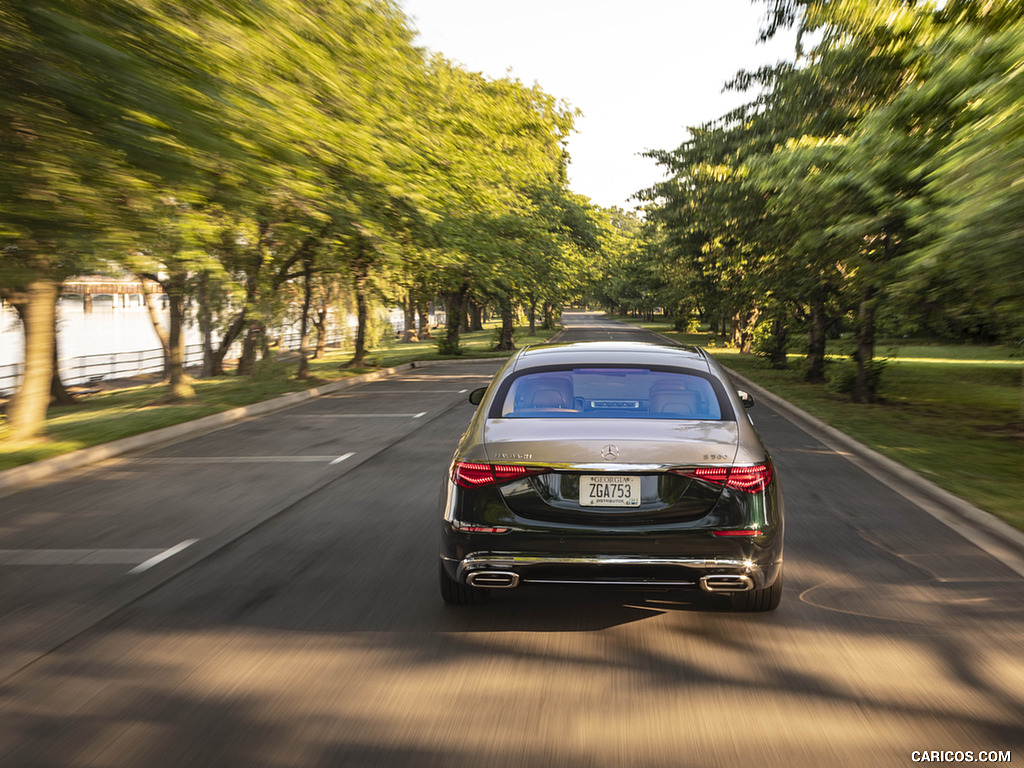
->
[1,313,1021,767]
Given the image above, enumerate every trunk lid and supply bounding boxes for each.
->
[483,418,740,526]
[482,418,739,468]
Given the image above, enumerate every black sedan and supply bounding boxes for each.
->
[438,341,784,611]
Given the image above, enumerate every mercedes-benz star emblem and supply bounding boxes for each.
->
[601,444,619,460]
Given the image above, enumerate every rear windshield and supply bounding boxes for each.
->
[497,367,726,420]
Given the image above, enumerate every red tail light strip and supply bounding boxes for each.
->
[453,461,551,489]
[672,463,773,494]
[452,461,498,487]
[454,524,510,534]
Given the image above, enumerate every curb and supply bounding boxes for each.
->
[725,366,1024,578]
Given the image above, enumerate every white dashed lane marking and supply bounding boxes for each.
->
[131,454,356,465]
[128,539,199,573]
[0,539,199,574]
[356,389,469,394]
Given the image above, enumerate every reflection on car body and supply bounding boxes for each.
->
[438,340,784,611]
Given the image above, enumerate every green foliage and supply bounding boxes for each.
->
[716,337,1024,530]
[629,0,1024,409]
[2,0,594,431]
[434,332,462,356]
[827,357,888,396]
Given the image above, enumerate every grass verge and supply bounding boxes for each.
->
[0,323,556,472]
[614,317,1024,533]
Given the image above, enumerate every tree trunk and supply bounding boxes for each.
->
[769,313,789,369]
[211,310,247,376]
[732,307,759,353]
[417,301,431,340]
[527,293,537,336]
[346,259,370,367]
[312,306,328,359]
[469,298,484,332]
[212,231,266,376]
[440,284,469,355]
[50,336,75,406]
[24,297,74,406]
[8,280,59,440]
[403,291,415,336]
[805,296,828,383]
[542,302,556,331]
[142,284,171,377]
[236,323,262,376]
[297,255,313,379]
[852,284,878,404]
[197,270,215,378]
[493,297,515,351]
[166,283,195,400]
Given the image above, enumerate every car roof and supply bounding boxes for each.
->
[510,341,711,373]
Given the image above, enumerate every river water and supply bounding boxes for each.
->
[3,298,185,362]
[0,296,191,393]
[0,296,408,394]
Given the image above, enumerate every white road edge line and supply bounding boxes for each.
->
[128,539,199,575]
[331,452,355,465]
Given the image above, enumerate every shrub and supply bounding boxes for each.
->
[827,354,891,396]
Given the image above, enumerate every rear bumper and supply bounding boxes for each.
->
[438,474,784,593]
[440,551,782,592]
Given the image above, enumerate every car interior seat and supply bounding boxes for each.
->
[516,374,575,411]
[649,379,700,416]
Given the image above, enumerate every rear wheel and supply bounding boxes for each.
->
[439,561,489,605]
[730,569,783,612]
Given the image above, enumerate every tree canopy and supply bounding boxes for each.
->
[0,0,597,437]
[628,0,1023,405]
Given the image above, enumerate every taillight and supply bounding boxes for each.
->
[727,464,774,493]
[672,463,773,494]
[453,461,550,488]
[452,462,495,487]
[453,524,510,534]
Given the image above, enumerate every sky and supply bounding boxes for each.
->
[400,0,798,212]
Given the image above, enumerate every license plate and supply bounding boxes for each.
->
[580,475,641,507]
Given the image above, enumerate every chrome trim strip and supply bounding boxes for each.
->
[460,554,754,569]
[494,462,687,473]
[457,553,764,588]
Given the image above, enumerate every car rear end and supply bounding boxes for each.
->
[438,344,784,610]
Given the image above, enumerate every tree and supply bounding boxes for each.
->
[419,61,577,355]
[0,0,285,432]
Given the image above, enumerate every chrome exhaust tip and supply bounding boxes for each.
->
[466,571,520,588]
[700,574,754,593]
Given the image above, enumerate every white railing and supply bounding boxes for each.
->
[0,330,350,396]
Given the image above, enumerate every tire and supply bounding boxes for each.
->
[439,561,489,605]
[730,569,783,612]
